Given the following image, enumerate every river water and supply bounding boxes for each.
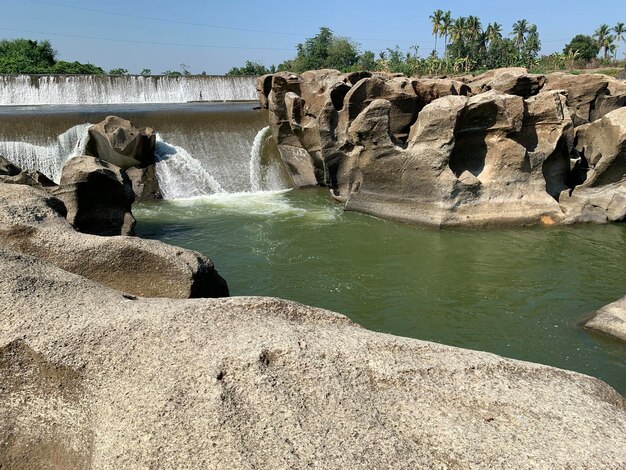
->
[2,101,625,394]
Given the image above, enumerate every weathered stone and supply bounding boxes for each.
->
[617,66,626,80]
[585,295,626,342]
[53,156,136,236]
[86,116,156,169]
[0,248,624,468]
[469,67,545,98]
[559,107,626,223]
[0,155,21,176]
[0,184,228,298]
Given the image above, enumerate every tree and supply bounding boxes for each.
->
[226,60,271,76]
[486,23,503,44]
[291,26,334,71]
[511,19,529,48]
[51,61,104,74]
[357,51,378,71]
[0,38,56,73]
[450,17,468,44]
[441,11,453,55]
[614,22,625,58]
[520,25,541,68]
[109,68,129,75]
[429,9,444,54]
[466,16,482,41]
[594,24,613,59]
[564,34,600,62]
[140,68,152,76]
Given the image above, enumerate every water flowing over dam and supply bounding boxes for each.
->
[0,103,289,190]
[0,75,258,105]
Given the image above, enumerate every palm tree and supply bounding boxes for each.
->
[594,24,613,59]
[511,19,529,48]
[451,17,468,44]
[429,9,444,54]
[441,10,453,54]
[614,22,625,58]
[486,22,503,44]
[466,16,482,41]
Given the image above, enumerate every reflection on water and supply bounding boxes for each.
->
[135,188,626,394]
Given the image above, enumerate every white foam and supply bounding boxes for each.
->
[0,123,90,182]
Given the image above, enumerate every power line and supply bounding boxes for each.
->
[27,0,418,44]
[0,26,294,51]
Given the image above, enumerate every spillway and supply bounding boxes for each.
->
[0,75,257,105]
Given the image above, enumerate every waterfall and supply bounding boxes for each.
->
[155,127,289,200]
[154,134,224,199]
[0,123,90,183]
[0,75,257,105]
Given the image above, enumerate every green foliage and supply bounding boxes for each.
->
[109,68,129,75]
[51,61,104,74]
[564,35,600,62]
[162,70,182,77]
[226,60,272,76]
[0,38,56,73]
[0,38,104,74]
[140,68,152,76]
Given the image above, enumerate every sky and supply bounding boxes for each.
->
[1,0,625,74]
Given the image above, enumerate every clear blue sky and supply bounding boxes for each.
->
[1,0,625,74]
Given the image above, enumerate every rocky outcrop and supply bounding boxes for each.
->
[1,248,625,468]
[53,156,136,236]
[0,155,57,192]
[616,66,626,80]
[559,107,626,224]
[0,183,228,298]
[86,116,161,201]
[585,295,626,342]
[260,68,626,226]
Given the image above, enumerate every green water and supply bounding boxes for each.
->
[135,189,626,394]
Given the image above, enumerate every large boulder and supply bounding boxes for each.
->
[468,67,545,98]
[0,155,57,192]
[585,295,626,342]
[559,107,626,223]
[53,156,136,236]
[0,183,228,298]
[0,248,625,468]
[542,73,626,125]
[86,116,161,201]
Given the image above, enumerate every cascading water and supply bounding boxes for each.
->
[0,123,90,182]
[155,126,289,199]
[0,75,257,105]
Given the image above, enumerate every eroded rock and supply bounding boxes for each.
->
[0,183,229,298]
[0,248,624,468]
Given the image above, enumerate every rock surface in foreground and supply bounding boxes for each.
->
[1,249,625,469]
[585,296,626,342]
[0,183,228,298]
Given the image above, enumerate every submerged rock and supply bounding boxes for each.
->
[585,295,626,342]
[0,248,625,468]
[0,183,228,298]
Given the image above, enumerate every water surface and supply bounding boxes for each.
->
[135,189,626,394]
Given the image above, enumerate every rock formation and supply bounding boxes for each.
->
[85,116,161,201]
[1,247,625,468]
[53,156,137,236]
[0,182,228,298]
[585,295,626,342]
[259,68,626,227]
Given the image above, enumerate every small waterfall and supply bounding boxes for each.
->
[0,123,90,182]
[155,127,289,200]
[0,75,257,105]
[154,134,224,199]
[249,126,271,192]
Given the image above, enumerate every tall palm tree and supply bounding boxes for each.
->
[451,17,468,44]
[466,16,482,41]
[486,22,503,44]
[429,9,444,54]
[594,24,613,59]
[441,10,453,54]
[511,19,529,48]
[614,22,625,58]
